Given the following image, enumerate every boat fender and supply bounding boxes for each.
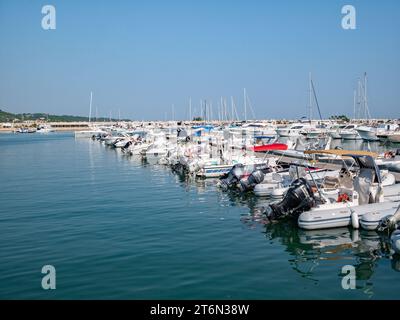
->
[351,229,360,242]
[351,210,359,229]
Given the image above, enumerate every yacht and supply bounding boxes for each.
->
[339,124,361,140]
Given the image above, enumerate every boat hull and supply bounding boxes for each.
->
[298,201,400,230]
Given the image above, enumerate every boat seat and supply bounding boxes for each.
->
[323,176,339,189]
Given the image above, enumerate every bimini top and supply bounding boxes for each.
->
[304,149,381,183]
[304,149,378,158]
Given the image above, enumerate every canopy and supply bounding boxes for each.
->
[304,149,378,158]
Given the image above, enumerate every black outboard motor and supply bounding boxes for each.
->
[238,165,273,192]
[264,178,315,221]
[396,149,400,156]
[219,164,245,190]
[121,140,133,153]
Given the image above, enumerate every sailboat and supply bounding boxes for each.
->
[75,92,106,138]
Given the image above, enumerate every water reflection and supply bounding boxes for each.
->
[108,139,400,296]
[242,206,400,290]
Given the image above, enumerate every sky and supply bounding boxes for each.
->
[0,0,399,120]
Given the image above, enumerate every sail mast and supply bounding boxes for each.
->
[89,91,93,123]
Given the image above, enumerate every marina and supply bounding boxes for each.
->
[1,123,400,299]
[1,0,400,306]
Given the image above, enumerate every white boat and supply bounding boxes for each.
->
[276,123,312,137]
[75,129,106,138]
[356,125,380,141]
[387,131,400,143]
[376,123,399,142]
[297,152,399,230]
[339,124,361,140]
[328,125,347,139]
[36,124,54,133]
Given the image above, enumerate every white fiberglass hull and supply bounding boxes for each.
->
[339,131,361,140]
[356,128,379,141]
[387,134,400,143]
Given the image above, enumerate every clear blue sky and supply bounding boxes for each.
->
[0,0,399,120]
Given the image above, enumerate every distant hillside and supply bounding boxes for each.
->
[0,109,130,122]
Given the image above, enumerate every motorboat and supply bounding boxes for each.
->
[328,124,347,139]
[260,150,399,230]
[36,124,54,133]
[339,124,361,140]
[276,123,313,137]
[356,125,380,141]
[75,128,107,138]
[387,131,400,144]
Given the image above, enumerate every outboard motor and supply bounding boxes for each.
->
[121,140,133,153]
[391,229,400,254]
[220,164,245,190]
[264,178,315,221]
[238,165,273,192]
[378,203,400,232]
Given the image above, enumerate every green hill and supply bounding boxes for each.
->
[0,109,129,122]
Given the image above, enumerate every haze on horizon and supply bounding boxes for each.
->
[0,0,399,121]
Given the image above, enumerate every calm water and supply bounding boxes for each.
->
[0,133,399,299]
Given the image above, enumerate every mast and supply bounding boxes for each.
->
[353,89,356,120]
[308,72,312,123]
[89,91,93,123]
[189,97,192,121]
[231,96,234,122]
[364,72,370,120]
[244,88,247,122]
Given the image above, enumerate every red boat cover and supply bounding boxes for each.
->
[252,143,288,152]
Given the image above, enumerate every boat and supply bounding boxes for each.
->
[276,123,312,137]
[75,129,106,138]
[376,123,399,142]
[16,127,36,133]
[259,150,399,230]
[328,124,347,139]
[252,143,288,153]
[387,131,400,144]
[391,230,400,254]
[339,124,361,140]
[36,124,54,133]
[356,125,380,141]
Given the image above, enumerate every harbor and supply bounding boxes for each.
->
[1,122,399,299]
[1,0,399,305]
